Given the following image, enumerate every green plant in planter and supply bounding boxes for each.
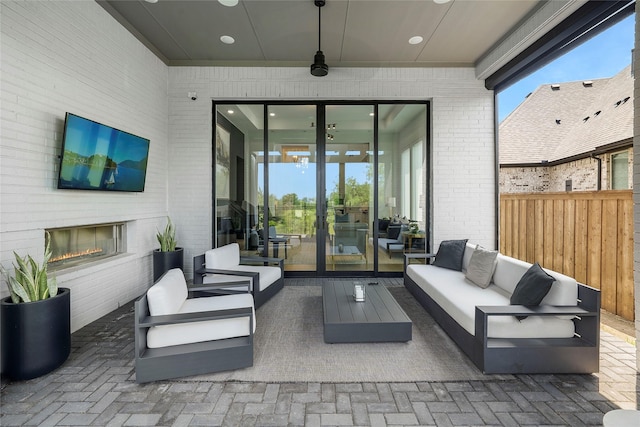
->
[156,217,178,252]
[0,232,57,303]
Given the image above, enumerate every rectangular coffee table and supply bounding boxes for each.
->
[322,282,412,343]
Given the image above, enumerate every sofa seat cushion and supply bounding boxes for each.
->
[147,293,255,349]
[378,238,404,252]
[230,265,281,291]
[406,265,575,339]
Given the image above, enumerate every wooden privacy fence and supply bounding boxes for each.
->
[500,190,634,321]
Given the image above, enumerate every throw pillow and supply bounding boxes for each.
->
[386,225,401,240]
[465,245,498,288]
[510,262,555,320]
[432,239,468,271]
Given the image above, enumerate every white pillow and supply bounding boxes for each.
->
[147,268,187,315]
[205,243,240,269]
[465,245,498,288]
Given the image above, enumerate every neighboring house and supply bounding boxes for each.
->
[499,65,633,193]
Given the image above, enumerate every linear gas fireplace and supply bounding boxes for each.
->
[47,223,124,270]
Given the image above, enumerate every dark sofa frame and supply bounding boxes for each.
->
[193,254,284,309]
[404,254,601,374]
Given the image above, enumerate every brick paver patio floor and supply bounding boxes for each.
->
[1,278,638,426]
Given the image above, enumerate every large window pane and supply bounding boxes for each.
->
[266,105,317,271]
[377,104,428,272]
[214,105,263,255]
[611,151,629,189]
[325,105,373,272]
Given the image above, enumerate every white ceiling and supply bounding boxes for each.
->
[100,0,543,68]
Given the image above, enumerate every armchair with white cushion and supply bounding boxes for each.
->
[134,268,255,383]
[193,243,284,308]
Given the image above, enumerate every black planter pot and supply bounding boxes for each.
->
[1,287,71,381]
[152,248,184,282]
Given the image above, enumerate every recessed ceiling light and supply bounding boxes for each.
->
[408,36,423,45]
[269,112,276,117]
[220,35,235,45]
[144,0,158,3]
[433,0,451,4]
[218,0,239,6]
[227,110,234,114]
[369,112,375,117]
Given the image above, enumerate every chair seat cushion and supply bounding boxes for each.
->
[147,293,255,348]
[231,265,281,291]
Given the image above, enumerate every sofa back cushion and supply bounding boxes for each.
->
[493,254,577,306]
[205,243,240,269]
[147,268,187,316]
[461,242,475,271]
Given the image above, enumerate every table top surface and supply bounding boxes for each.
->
[331,245,361,255]
[322,282,411,325]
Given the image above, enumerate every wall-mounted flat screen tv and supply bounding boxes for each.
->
[57,113,150,192]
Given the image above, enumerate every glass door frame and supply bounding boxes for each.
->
[212,100,431,277]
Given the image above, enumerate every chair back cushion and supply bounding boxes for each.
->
[147,268,187,316]
[206,243,240,269]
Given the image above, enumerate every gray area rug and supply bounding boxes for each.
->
[194,286,492,383]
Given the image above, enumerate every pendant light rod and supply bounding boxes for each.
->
[310,0,328,77]
[317,0,323,51]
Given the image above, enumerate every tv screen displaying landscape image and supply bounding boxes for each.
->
[58,113,150,192]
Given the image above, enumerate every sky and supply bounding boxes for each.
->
[498,14,635,122]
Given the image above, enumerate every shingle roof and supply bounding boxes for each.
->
[499,65,633,165]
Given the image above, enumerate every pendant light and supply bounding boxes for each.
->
[310,0,328,77]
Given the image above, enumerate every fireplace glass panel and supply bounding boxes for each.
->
[47,223,123,270]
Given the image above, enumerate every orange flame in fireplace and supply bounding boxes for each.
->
[49,248,103,263]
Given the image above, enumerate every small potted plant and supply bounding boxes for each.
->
[152,217,184,281]
[0,232,71,381]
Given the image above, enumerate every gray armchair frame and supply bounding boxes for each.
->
[134,280,254,383]
[193,253,284,308]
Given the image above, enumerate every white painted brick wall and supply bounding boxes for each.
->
[0,1,169,335]
[168,66,498,270]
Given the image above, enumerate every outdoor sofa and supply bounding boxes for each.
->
[404,240,600,374]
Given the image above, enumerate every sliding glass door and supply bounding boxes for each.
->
[213,101,429,275]
[266,105,318,271]
[325,105,374,272]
